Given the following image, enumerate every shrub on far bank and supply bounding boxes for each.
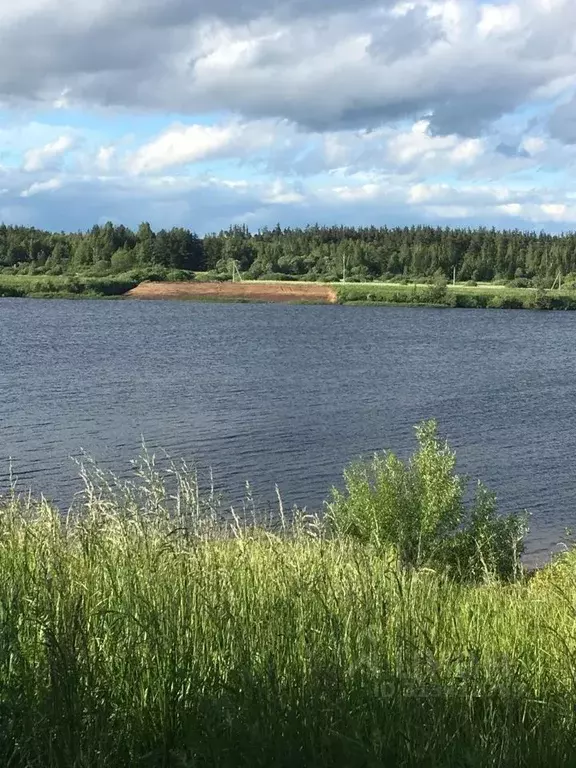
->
[165,269,195,282]
[328,420,527,582]
[194,271,232,282]
[507,277,533,289]
[451,292,490,308]
[257,272,298,281]
[488,295,525,309]
[120,267,169,282]
[0,275,139,298]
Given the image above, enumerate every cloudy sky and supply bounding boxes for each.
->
[1,0,575,233]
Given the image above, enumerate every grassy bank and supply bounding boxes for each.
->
[4,274,576,311]
[336,281,576,309]
[0,275,138,298]
[0,424,573,766]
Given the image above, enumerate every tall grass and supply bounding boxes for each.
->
[0,435,574,766]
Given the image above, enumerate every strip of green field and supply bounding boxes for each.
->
[336,281,576,309]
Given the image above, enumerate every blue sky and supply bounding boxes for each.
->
[1,0,576,234]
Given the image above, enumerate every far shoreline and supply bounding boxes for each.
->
[3,275,576,310]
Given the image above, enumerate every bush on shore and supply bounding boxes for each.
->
[0,275,139,298]
[328,420,527,581]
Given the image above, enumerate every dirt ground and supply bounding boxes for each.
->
[125,281,338,304]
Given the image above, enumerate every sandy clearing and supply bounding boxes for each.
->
[125,281,338,304]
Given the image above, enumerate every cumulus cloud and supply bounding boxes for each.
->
[126,120,282,174]
[0,0,573,139]
[0,107,572,232]
[23,135,74,172]
[0,151,573,233]
[0,0,575,233]
[20,178,63,197]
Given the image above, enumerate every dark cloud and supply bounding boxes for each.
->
[0,0,573,139]
[368,7,444,63]
[495,142,530,159]
[549,97,576,144]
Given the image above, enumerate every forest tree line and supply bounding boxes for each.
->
[2,221,576,285]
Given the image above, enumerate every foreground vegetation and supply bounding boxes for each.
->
[0,424,574,766]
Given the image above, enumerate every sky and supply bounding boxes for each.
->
[1,0,576,234]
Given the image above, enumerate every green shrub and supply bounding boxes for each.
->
[110,248,137,273]
[391,290,411,303]
[488,295,524,309]
[327,420,527,581]
[123,267,169,282]
[89,259,112,276]
[452,292,490,309]
[422,282,448,304]
[508,278,532,289]
[0,283,25,297]
[165,269,194,282]
[257,272,297,281]
[551,295,576,310]
[85,278,138,296]
[195,271,232,282]
[533,288,552,310]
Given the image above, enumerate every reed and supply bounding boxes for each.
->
[0,441,573,766]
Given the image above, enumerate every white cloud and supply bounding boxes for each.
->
[541,202,567,218]
[477,3,521,38]
[521,137,546,155]
[95,145,116,172]
[262,180,305,204]
[20,177,63,197]
[500,203,523,215]
[425,204,471,218]
[0,0,575,236]
[409,182,449,203]
[127,120,279,174]
[23,135,74,172]
[53,87,71,110]
[0,0,573,139]
[387,120,485,166]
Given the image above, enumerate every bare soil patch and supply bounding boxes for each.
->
[126,281,338,304]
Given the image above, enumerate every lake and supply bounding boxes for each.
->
[1,297,576,563]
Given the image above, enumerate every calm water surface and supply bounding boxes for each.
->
[2,298,576,563]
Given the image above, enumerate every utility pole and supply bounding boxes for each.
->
[551,271,562,291]
[453,266,456,286]
[342,253,347,283]
[230,260,242,282]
